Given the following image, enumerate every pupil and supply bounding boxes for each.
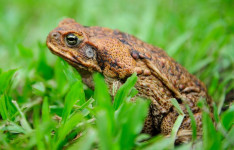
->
[66,33,78,46]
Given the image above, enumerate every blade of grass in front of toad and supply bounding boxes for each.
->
[223,127,234,149]
[203,110,222,150]
[170,98,185,148]
[221,104,234,132]
[53,80,85,148]
[93,73,148,150]
[61,80,85,124]
[60,58,82,84]
[220,104,234,149]
[60,59,86,106]
[185,104,197,142]
[113,73,138,110]
[136,135,171,150]
[198,100,222,150]
[116,98,149,150]
[68,128,97,150]
[55,113,84,149]
[93,73,118,150]
[54,59,69,95]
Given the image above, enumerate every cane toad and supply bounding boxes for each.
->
[46,18,212,143]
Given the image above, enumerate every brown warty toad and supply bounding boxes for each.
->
[47,18,213,143]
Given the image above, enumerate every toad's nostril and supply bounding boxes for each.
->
[51,32,60,40]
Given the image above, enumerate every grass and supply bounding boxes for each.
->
[0,0,233,149]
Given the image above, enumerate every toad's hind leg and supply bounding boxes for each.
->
[142,112,155,134]
[160,109,202,143]
[142,106,160,135]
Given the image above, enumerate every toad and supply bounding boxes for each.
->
[46,18,213,143]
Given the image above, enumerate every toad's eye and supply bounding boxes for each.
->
[65,33,79,46]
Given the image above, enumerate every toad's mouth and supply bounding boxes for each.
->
[47,42,89,72]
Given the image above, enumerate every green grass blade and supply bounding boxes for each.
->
[118,98,149,150]
[136,135,171,150]
[200,101,222,150]
[0,69,17,94]
[93,73,112,110]
[1,121,26,134]
[222,125,234,149]
[221,104,234,131]
[185,104,197,141]
[61,59,82,84]
[12,100,32,133]
[171,98,184,115]
[73,97,94,111]
[96,110,119,150]
[0,95,9,120]
[0,69,17,120]
[93,73,117,150]
[62,81,85,124]
[113,73,137,110]
[55,113,83,149]
[54,59,68,94]
[68,128,97,150]
[42,97,50,122]
[170,98,185,148]
[33,105,46,150]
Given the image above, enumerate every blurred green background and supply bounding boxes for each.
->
[1,0,233,102]
[0,0,234,149]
